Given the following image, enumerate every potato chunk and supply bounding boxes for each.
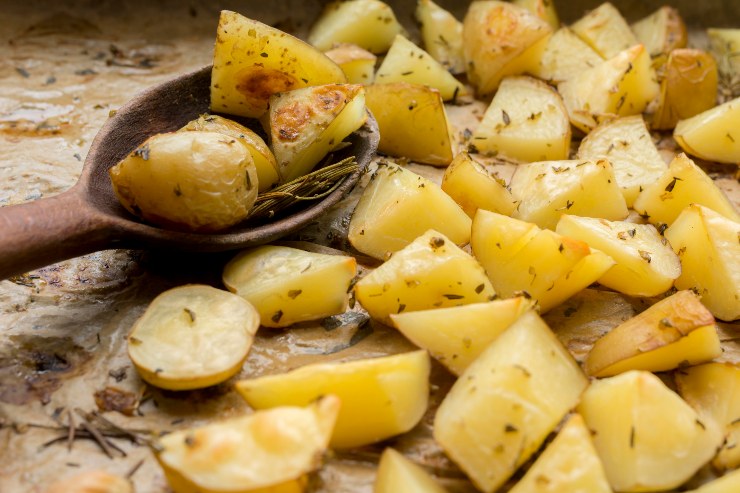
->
[211,11,346,118]
[222,245,356,328]
[471,75,571,162]
[324,44,377,85]
[155,396,339,493]
[534,27,604,84]
[354,230,496,325]
[127,285,259,391]
[584,290,720,377]
[416,0,465,74]
[109,131,258,232]
[512,0,559,30]
[434,311,587,493]
[348,163,471,260]
[708,28,740,85]
[235,351,430,449]
[570,2,638,59]
[375,448,448,493]
[630,6,687,57]
[440,152,516,218]
[577,370,723,492]
[674,96,740,164]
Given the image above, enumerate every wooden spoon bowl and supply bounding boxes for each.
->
[0,66,379,280]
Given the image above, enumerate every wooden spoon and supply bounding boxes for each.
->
[0,66,379,280]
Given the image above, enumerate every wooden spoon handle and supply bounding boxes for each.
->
[0,190,119,280]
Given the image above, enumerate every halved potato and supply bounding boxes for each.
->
[222,245,356,329]
[416,0,465,74]
[211,11,346,118]
[354,229,496,325]
[434,310,588,493]
[674,96,740,164]
[577,370,723,492]
[534,27,604,84]
[127,285,259,391]
[364,83,453,165]
[265,83,366,181]
[683,469,740,493]
[348,163,471,260]
[471,75,570,162]
[324,43,377,84]
[235,350,430,449]
[375,448,448,493]
[570,2,638,59]
[512,0,559,30]
[630,6,687,58]
[155,396,339,493]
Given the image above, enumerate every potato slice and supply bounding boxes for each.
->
[683,469,740,493]
[211,11,346,119]
[46,471,133,493]
[508,414,612,493]
[415,0,465,74]
[266,84,366,182]
[354,230,496,325]
[375,448,448,493]
[509,159,628,230]
[127,285,259,391]
[390,298,532,376]
[155,396,339,493]
[440,152,516,218]
[222,245,356,329]
[109,131,258,233]
[375,35,466,101]
[307,0,404,54]
[324,43,377,85]
[534,27,604,84]
[348,163,471,260]
[471,75,570,162]
[630,6,687,58]
[462,1,552,95]
[577,370,723,492]
[577,115,666,207]
[570,2,638,59]
[632,153,740,227]
[674,96,740,164]
[584,290,719,377]
[558,44,659,133]
[555,215,681,297]
[364,83,453,165]
[235,351,430,449]
[434,311,587,493]
[512,0,559,30]
[664,204,740,321]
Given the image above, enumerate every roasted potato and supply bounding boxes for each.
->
[570,2,638,59]
[534,27,604,84]
[440,152,516,218]
[630,5,687,58]
[416,0,465,74]
[674,96,740,163]
[512,0,559,30]
[324,43,377,84]
[375,448,448,493]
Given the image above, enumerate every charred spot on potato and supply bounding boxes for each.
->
[235,67,298,111]
[274,101,312,141]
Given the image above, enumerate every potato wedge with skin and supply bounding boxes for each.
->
[348,163,471,260]
[577,115,666,207]
[324,44,377,85]
[509,159,628,231]
[534,27,604,84]
[674,96,740,164]
[223,246,356,329]
[570,2,638,59]
[308,0,404,54]
[584,290,719,377]
[512,0,559,30]
[577,370,723,492]
[375,448,448,493]
[434,311,588,493]
[127,285,259,391]
[390,298,532,376]
[235,351,430,449]
[471,75,570,162]
[211,11,346,119]
[364,83,453,165]
[664,205,740,321]
[266,84,366,182]
[416,0,465,75]
[156,396,339,493]
[375,35,466,101]
[682,469,740,493]
[630,6,687,58]
[555,215,681,297]
[354,230,496,325]
[440,152,516,218]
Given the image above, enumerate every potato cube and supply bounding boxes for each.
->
[440,152,516,218]
[416,0,465,74]
[222,245,356,328]
[512,0,559,30]
[235,350,430,449]
[630,6,687,57]
[534,27,604,84]
[375,448,448,493]
[434,311,587,493]
[570,2,638,59]
[674,96,740,164]
[324,43,377,85]
[354,230,496,325]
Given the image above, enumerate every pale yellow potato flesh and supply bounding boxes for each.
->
[512,0,559,30]
[577,371,723,492]
[375,448,448,493]
[156,396,339,493]
[533,27,604,84]
[674,96,740,164]
[222,245,356,329]
[324,44,377,85]
[570,2,638,59]
[235,351,430,449]
[127,285,259,391]
[683,469,740,493]
[354,229,496,325]
[211,11,346,119]
[630,6,687,57]
[440,152,516,218]
[434,311,588,493]
[415,0,465,74]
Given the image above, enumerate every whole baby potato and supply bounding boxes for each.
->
[109,131,258,232]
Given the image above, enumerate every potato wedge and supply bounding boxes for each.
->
[471,75,570,162]
[211,11,346,118]
[324,43,377,84]
[354,229,496,325]
[440,152,516,218]
[375,448,448,493]
[534,27,604,84]
[235,350,430,449]
[512,0,559,30]
[222,245,356,329]
[415,0,465,74]
[630,6,687,58]
[570,2,638,59]
[155,396,339,493]
[674,96,740,164]
[434,311,587,493]
[127,285,259,391]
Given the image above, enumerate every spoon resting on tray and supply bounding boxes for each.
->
[0,65,379,281]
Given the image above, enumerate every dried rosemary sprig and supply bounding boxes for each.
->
[248,156,358,221]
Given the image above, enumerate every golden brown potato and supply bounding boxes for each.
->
[324,43,377,84]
